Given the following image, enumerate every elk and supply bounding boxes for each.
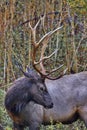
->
[5,16,87,130]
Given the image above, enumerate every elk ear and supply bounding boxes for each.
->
[27,67,40,77]
[19,67,30,78]
[22,67,40,80]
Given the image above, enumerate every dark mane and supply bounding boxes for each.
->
[5,77,35,115]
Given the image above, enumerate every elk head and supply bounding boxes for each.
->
[5,67,53,116]
[20,67,53,109]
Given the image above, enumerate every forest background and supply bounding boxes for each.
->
[0,0,87,130]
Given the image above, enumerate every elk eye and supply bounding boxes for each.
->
[40,87,44,91]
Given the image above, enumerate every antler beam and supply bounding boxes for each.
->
[29,15,64,79]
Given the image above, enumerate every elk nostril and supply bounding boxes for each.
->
[51,103,53,106]
[50,102,53,108]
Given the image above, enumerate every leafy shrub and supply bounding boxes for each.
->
[0,89,12,130]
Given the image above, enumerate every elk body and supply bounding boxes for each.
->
[19,71,87,130]
[5,71,87,130]
[4,16,87,130]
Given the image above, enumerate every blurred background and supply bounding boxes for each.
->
[0,0,87,129]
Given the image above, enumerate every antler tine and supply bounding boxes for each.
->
[34,49,59,65]
[47,64,64,74]
[29,18,41,46]
[45,65,65,80]
[38,26,63,76]
[37,26,63,47]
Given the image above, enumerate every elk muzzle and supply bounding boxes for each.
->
[43,92,53,109]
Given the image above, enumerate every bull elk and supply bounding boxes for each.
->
[5,16,87,130]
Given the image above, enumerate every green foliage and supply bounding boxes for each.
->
[0,89,12,129]
[68,0,87,15]
[0,89,5,123]
[40,120,87,130]
[0,0,87,129]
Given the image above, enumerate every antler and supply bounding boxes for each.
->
[29,15,65,79]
